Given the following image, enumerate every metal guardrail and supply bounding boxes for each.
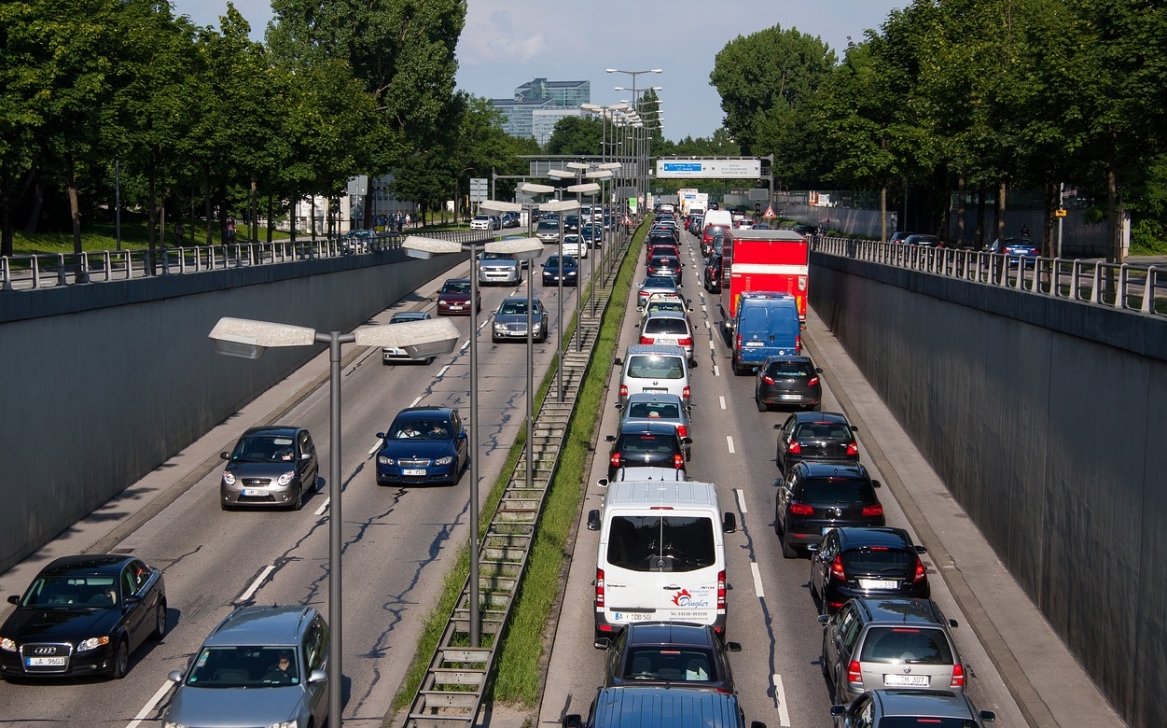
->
[0,230,492,292]
[815,237,1167,316]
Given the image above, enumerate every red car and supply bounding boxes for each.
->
[436,278,480,315]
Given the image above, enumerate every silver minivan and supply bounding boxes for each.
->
[613,345,691,406]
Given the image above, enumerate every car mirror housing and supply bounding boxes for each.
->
[7,595,19,605]
[587,510,601,531]
[220,452,230,460]
[309,669,327,684]
[726,641,742,652]
[722,512,737,533]
[872,480,882,488]
[168,669,184,684]
[817,614,831,625]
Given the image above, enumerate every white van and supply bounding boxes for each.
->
[613,344,691,406]
[587,481,736,647]
[701,208,733,232]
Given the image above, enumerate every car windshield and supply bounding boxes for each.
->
[389,419,451,439]
[499,301,535,316]
[605,515,715,572]
[647,302,685,316]
[389,314,425,324]
[20,575,118,608]
[623,647,717,683]
[547,256,575,267]
[644,319,689,335]
[481,252,514,261]
[643,277,676,289]
[617,433,680,455]
[231,435,296,463]
[860,627,953,664]
[185,646,300,688]
[627,355,685,379]
[798,477,875,504]
[441,281,470,294]
[626,401,681,420]
[537,222,559,231]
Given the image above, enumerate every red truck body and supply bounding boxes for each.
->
[719,229,809,327]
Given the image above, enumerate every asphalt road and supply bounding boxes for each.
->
[0,242,598,727]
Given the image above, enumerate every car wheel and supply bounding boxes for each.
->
[820,635,831,680]
[151,601,167,640]
[781,529,798,559]
[731,354,744,376]
[315,476,324,494]
[111,639,130,679]
[755,393,768,412]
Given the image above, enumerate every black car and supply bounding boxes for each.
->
[646,255,684,286]
[605,422,690,480]
[602,622,740,692]
[564,214,581,233]
[220,426,321,510]
[542,254,579,286]
[755,355,823,411]
[829,689,996,727]
[774,412,859,470]
[703,256,721,293]
[0,555,167,680]
[809,528,930,614]
[774,461,885,559]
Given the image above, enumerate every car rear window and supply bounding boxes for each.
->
[842,547,915,572]
[644,319,689,335]
[872,719,977,728]
[766,361,812,376]
[617,434,680,454]
[797,477,875,504]
[627,355,685,379]
[624,647,717,683]
[796,424,852,440]
[627,402,681,420]
[860,627,953,664]
[606,515,716,572]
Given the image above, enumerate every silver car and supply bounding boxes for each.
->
[219,427,320,511]
[615,392,693,461]
[478,250,522,285]
[640,310,696,365]
[382,311,435,364]
[164,605,329,728]
[491,296,548,343]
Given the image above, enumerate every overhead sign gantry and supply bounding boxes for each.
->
[655,157,763,179]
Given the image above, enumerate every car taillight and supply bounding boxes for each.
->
[795,334,802,353]
[610,452,621,468]
[831,555,846,581]
[763,375,775,385]
[735,334,742,350]
[717,570,726,610]
[807,376,819,387]
[798,275,807,292]
[950,663,965,688]
[789,502,813,516]
[619,384,628,398]
[914,557,928,582]
[678,337,693,347]
[596,568,605,607]
[673,453,684,468]
[788,441,801,454]
[682,386,690,401]
[640,336,653,345]
[847,660,863,686]
[676,425,687,438]
[846,442,859,457]
[862,504,884,517]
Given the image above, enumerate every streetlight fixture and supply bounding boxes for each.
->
[537,197,580,401]
[516,183,555,491]
[568,181,601,344]
[208,315,459,728]
[582,170,612,314]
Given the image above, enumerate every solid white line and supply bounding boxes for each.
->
[438,364,451,377]
[751,562,764,598]
[125,680,175,728]
[773,674,792,726]
[719,396,726,410]
[735,488,748,514]
[240,564,275,602]
[314,498,330,516]
[410,395,423,407]
[726,436,735,454]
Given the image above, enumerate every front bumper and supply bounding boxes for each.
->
[222,481,300,507]
[0,642,117,677]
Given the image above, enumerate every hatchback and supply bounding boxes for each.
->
[755,355,823,411]
[640,311,696,365]
[829,689,995,727]
[773,462,884,559]
[603,622,740,692]
[647,255,685,285]
[375,407,469,486]
[809,527,930,614]
[636,276,680,310]
[164,605,329,728]
[220,426,320,510]
[605,422,690,480]
[536,219,561,243]
[436,278,480,315]
[820,597,963,705]
[616,392,693,461]
[382,311,437,365]
[561,234,587,259]
[774,412,859,470]
[542,254,579,286]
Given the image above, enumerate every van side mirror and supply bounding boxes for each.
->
[872,480,882,488]
[979,711,996,723]
[612,358,623,367]
[722,512,737,533]
[563,715,583,728]
[596,478,610,488]
[914,545,927,554]
[587,510,601,531]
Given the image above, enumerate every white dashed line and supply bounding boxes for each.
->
[460,341,470,352]
[713,365,721,377]
[701,304,708,312]
[125,680,175,728]
[239,565,275,603]
[773,674,792,726]
[726,436,735,454]
[719,396,726,410]
[735,488,748,514]
[751,562,764,598]
[704,320,711,329]
[410,395,423,407]
[438,364,451,377]
[708,341,715,350]
[314,498,330,516]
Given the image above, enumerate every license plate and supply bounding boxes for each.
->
[402,469,426,476]
[242,488,265,497]
[745,341,763,347]
[859,579,900,590]
[644,388,667,394]
[612,612,655,622]
[884,674,930,687]
[449,305,463,310]
[779,394,802,400]
[26,657,66,667]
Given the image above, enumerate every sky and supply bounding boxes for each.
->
[170,0,906,142]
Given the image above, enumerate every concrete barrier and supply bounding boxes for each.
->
[810,252,1167,728]
[0,251,460,573]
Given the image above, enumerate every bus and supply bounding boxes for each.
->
[719,229,809,330]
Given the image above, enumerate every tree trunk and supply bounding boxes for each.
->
[267,194,274,244]
[1042,178,1057,258]
[204,166,213,245]
[880,185,887,243]
[995,181,1006,244]
[250,177,257,244]
[957,175,966,247]
[310,196,317,239]
[24,170,44,235]
[217,183,228,242]
[147,176,158,274]
[975,185,985,249]
[64,154,82,255]
[1106,164,1119,264]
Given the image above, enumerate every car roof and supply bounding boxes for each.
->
[624,621,719,647]
[204,605,317,647]
[443,277,471,284]
[618,420,683,437]
[591,687,741,728]
[501,296,542,305]
[872,690,975,719]
[852,597,945,626]
[835,526,914,550]
[394,406,456,421]
[42,554,135,575]
[241,425,302,438]
[390,311,431,323]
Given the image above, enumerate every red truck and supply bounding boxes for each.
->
[719,229,809,330]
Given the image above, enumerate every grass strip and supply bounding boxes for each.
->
[389,227,644,717]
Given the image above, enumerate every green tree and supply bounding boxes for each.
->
[545,116,603,156]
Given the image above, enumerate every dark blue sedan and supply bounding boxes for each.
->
[542,254,579,286]
[375,407,469,486]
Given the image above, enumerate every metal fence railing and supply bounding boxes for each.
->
[0,230,493,292]
[815,236,1167,317]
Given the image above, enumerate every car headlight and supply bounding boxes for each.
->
[266,722,296,728]
[276,471,295,486]
[433,456,454,466]
[0,637,16,652]
[77,636,110,652]
[164,722,188,728]
[493,322,506,332]
[378,456,395,465]
[222,470,236,486]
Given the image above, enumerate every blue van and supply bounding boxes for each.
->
[730,292,800,375]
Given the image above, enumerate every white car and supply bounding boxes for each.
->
[560,234,587,259]
[470,215,493,230]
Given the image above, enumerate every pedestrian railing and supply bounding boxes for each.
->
[0,229,492,292]
[815,237,1167,317]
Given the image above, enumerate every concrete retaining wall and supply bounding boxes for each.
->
[810,253,1167,728]
[0,251,459,573]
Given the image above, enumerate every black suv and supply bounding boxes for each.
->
[605,422,689,480]
[809,527,930,614]
[773,462,884,559]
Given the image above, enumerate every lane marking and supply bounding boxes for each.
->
[368,438,382,456]
[708,341,715,350]
[239,565,275,603]
[773,674,792,726]
[719,396,726,410]
[701,304,707,312]
[704,320,711,330]
[751,562,764,598]
[314,498,330,516]
[713,365,720,377]
[125,680,175,728]
[438,364,451,377]
[410,395,423,407]
[460,341,470,352]
[735,488,748,514]
[726,436,735,454]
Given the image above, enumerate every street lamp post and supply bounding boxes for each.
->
[518,183,554,490]
[208,315,460,728]
[537,197,580,401]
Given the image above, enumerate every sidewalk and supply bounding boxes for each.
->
[801,307,1126,728]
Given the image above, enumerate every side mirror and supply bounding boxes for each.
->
[457,432,468,440]
[220,452,230,460]
[806,543,820,554]
[725,641,742,652]
[7,595,19,605]
[613,358,623,367]
[751,722,768,728]
[614,403,625,411]
[773,424,782,430]
[851,425,859,432]
[772,479,783,487]
[872,480,882,488]
[817,614,830,625]
[816,368,823,373]
[563,715,583,728]
[168,669,184,684]
[587,510,601,531]
[594,637,612,650]
[308,668,327,684]
[914,545,928,554]
[604,435,616,442]
[376,432,386,440]
[682,437,693,445]
[301,451,312,460]
[596,478,610,488]
[124,594,143,605]
[829,706,846,717]
[948,618,960,628]
[722,512,737,533]
[980,711,996,723]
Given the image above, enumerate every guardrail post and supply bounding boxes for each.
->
[56,254,68,286]
[76,253,90,284]
[1090,263,1101,303]
[1116,264,1128,309]
[1143,266,1159,314]
[1,258,12,291]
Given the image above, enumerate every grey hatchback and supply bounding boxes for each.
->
[164,605,329,728]
[830,689,995,727]
[220,426,320,510]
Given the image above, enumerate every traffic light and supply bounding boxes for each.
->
[754,202,761,215]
